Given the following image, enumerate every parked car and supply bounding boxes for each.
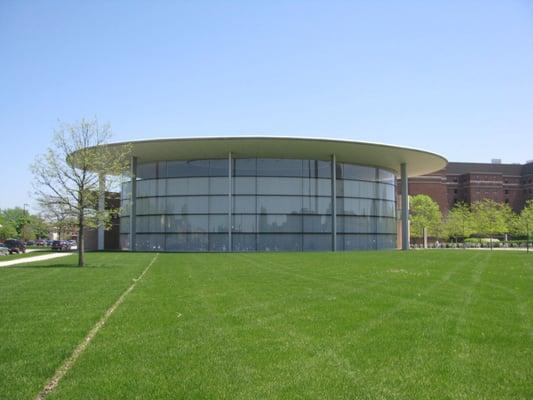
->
[0,244,9,256]
[51,240,75,251]
[35,239,47,246]
[26,240,35,246]
[3,239,27,254]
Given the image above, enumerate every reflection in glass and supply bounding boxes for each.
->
[125,157,396,251]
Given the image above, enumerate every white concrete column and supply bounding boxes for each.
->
[97,173,105,251]
[401,163,410,250]
[130,156,138,251]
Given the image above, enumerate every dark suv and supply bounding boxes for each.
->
[3,239,27,254]
[51,240,72,252]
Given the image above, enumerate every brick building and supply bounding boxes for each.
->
[401,160,533,213]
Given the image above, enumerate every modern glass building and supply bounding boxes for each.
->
[88,137,446,252]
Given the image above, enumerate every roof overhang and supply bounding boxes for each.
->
[73,136,447,177]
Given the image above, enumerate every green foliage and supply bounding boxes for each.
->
[409,194,442,238]
[516,200,533,250]
[471,199,512,242]
[444,202,474,240]
[0,208,49,240]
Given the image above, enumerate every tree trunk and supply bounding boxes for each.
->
[78,211,85,267]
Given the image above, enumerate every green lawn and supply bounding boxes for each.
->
[0,251,531,399]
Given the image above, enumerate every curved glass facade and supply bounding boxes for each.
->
[120,158,396,251]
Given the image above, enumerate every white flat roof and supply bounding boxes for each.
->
[80,136,447,177]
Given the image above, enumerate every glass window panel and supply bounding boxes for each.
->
[232,234,256,251]
[187,233,209,251]
[121,181,131,200]
[166,178,209,196]
[257,234,302,251]
[257,196,303,214]
[336,198,374,216]
[378,169,395,184]
[340,234,377,251]
[234,177,256,194]
[167,160,210,177]
[135,234,164,251]
[166,178,187,195]
[257,159,303,177]
[258,215,302,233]
[165,233,208,251]
[304,160,331,178]
[209,159,228,176]
[119,217,130,233]
[120,199,130,216]
[166,197,209,214]
[257,177,303,195]
[209,233,229,251]
[338,216,375,233]
[165,233,187,251]
[119,234,130,250]
[337,163,377,181]
[234,159,256,176]
[303,215,332,233]
[232,214,256,232]
[373,217,395,234]
[136,179,157,197]
[302,178,331,196]
[377,234,396,249]
[136,215,165,233]
[137,162,157,179]
[209,215,228,233]
[165,215,208,233]
[303,234,332,251]
[233,196,256,214]
[302,196,331,214]
[187,178,210,195]
[209,196,228,213]
[136,197,166,215]
[209,177,228,195]
[157,161,167,178]
[337,180,379,198]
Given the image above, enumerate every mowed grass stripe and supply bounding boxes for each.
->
[39,251,532,399]
[0,252,157,400]
[35,253,159,400]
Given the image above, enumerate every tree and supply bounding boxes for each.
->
[444,202,474,245]
[0,213,17,240]
[409,195,442,242]
[471,199,512,249]
[31,118,131,266]
[38,200,77,240]
[516,200,533,253]
[2,208,30,238]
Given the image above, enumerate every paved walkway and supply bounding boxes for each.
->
[0,252,73,268]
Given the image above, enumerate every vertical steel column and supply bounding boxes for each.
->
[401,162,409,250]
[130,156,138,251]
[97,173,105,251]
[228,152,233,252]
[331,154,337,251]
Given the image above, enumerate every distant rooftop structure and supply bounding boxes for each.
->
[491,158,502,164]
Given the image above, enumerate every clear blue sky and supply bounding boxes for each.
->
[1,1,532,210]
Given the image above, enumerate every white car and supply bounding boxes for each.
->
[0,245,9,256]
